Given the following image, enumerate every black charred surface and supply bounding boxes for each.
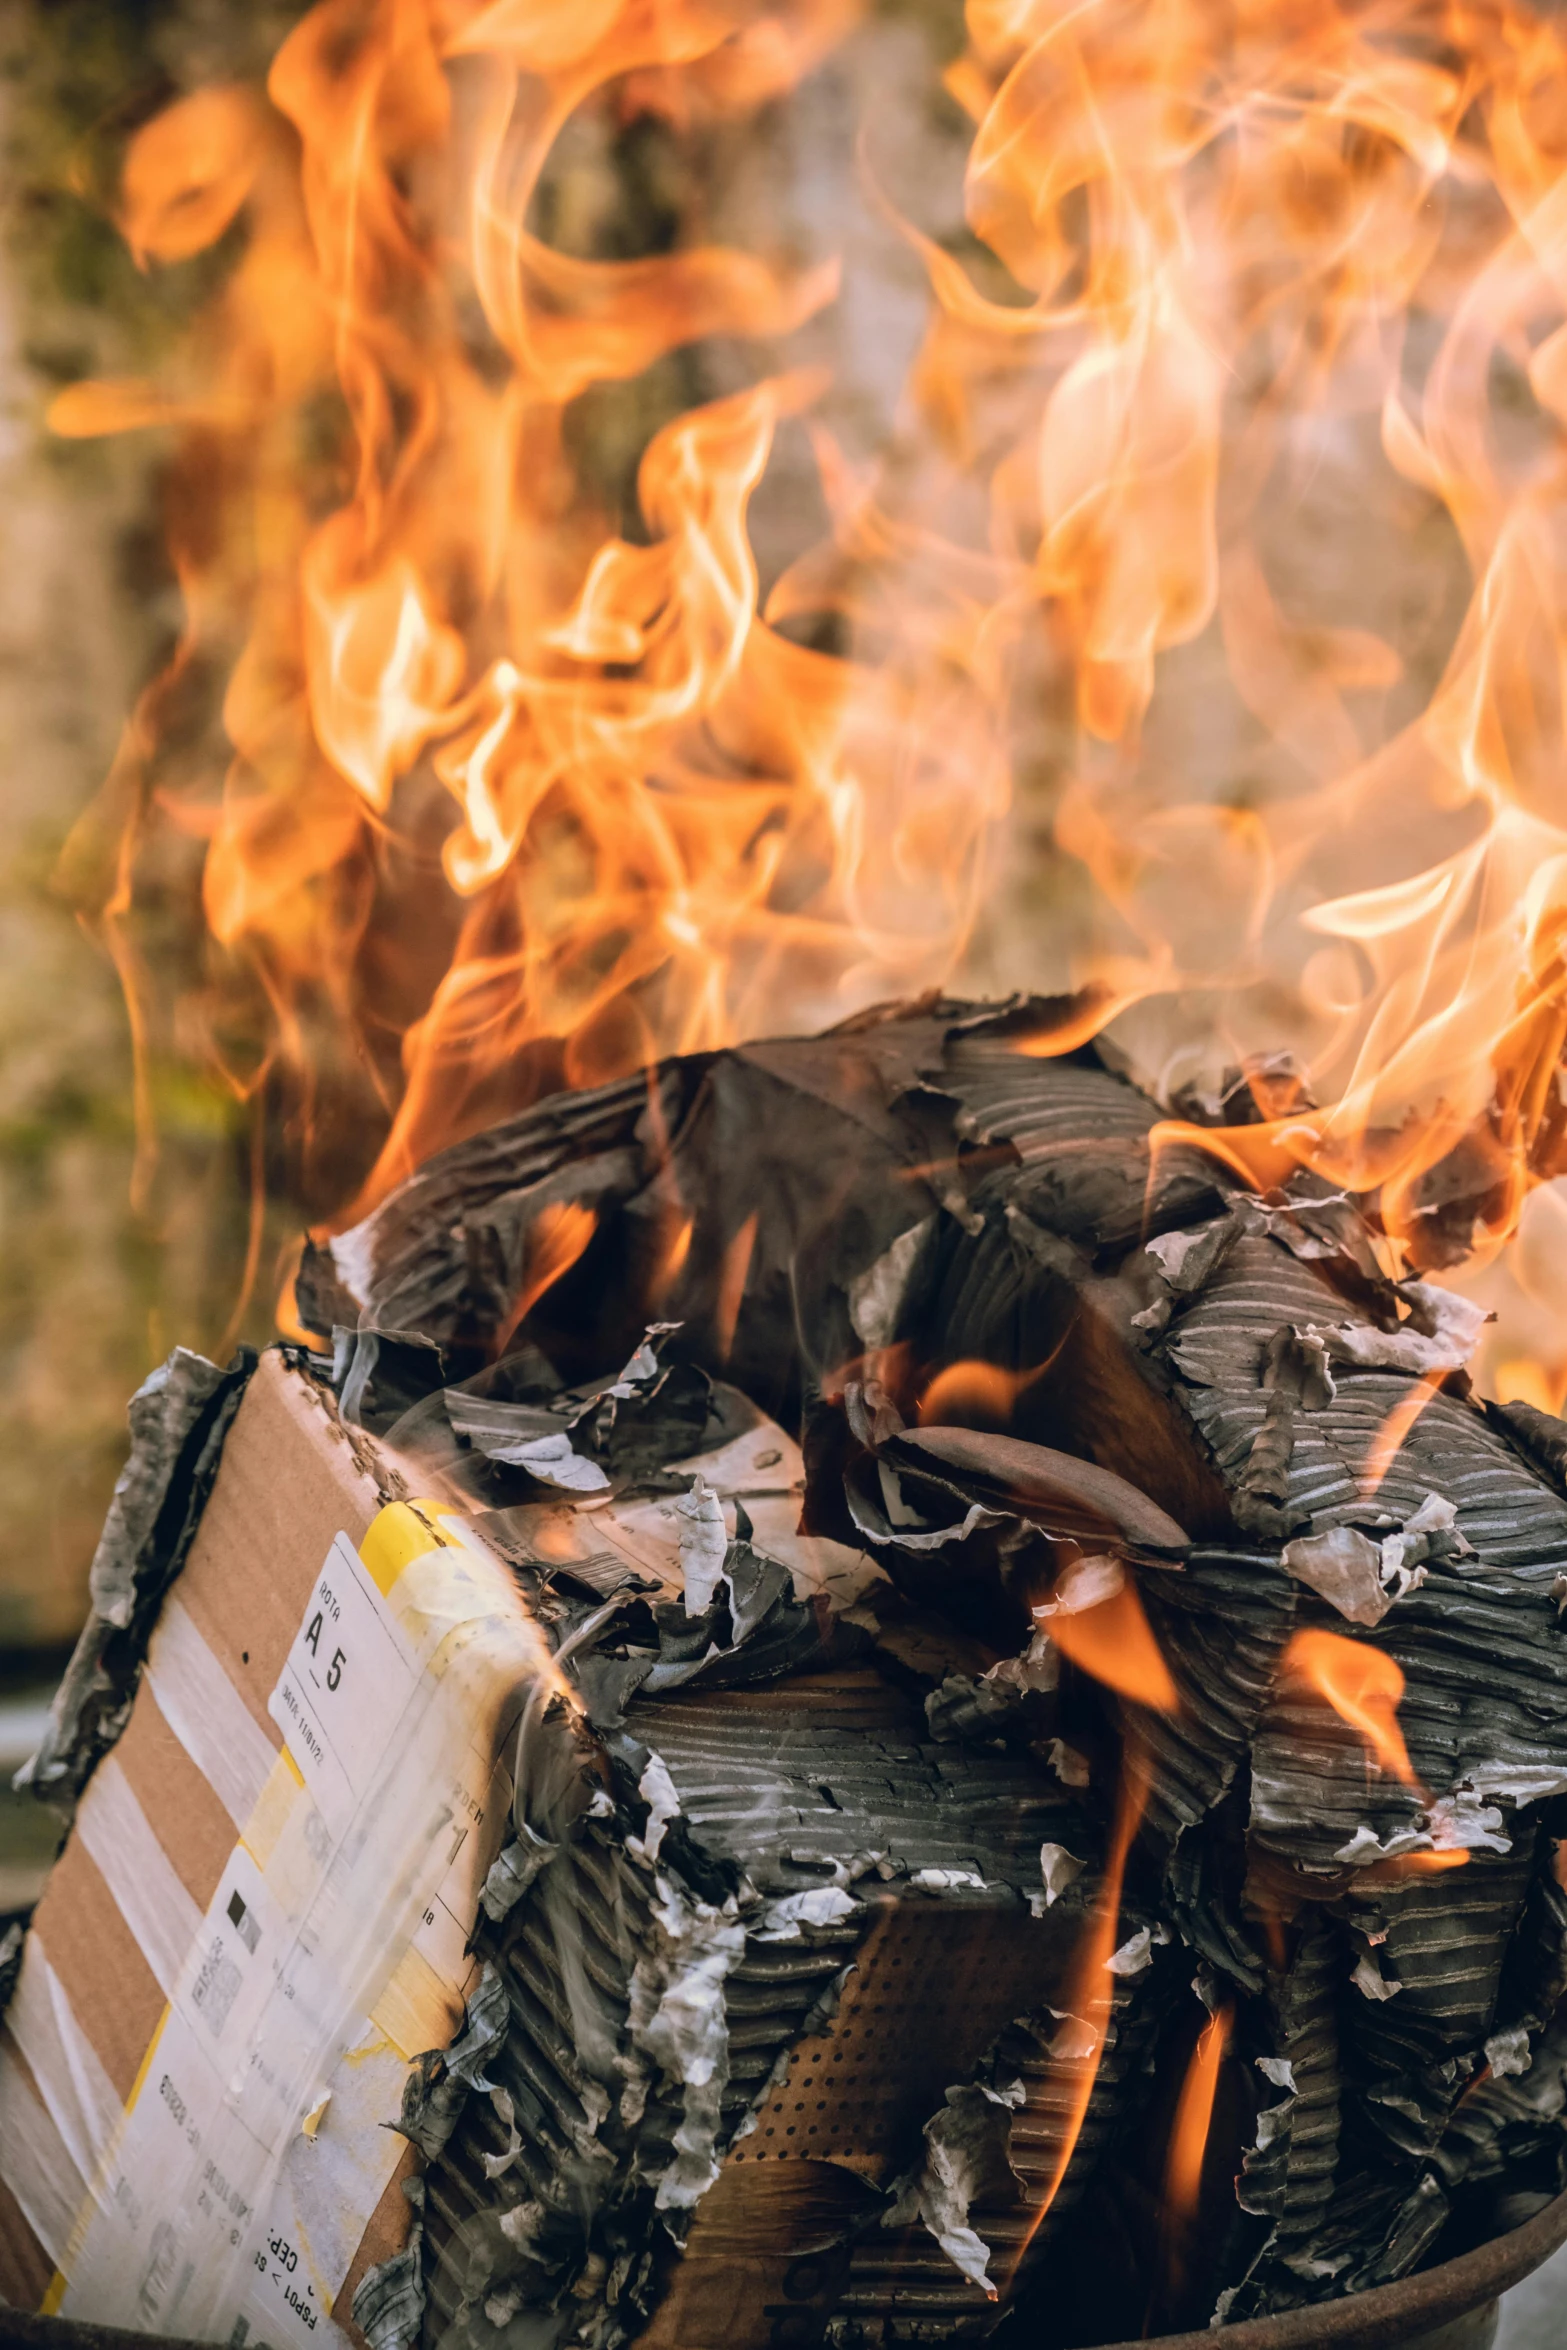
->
[316,1000,1567,2342]
[626,1674,1078,1889]
[301,1000,1225,1433]
[17,1345,257,1820]
[415,1662,1095,2348]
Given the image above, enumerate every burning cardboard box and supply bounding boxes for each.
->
[0,1288,1090,2344]
[9,1006,1567,2350]
[22,0,1567,2333]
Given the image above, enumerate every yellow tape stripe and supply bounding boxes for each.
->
[122,2003,172,2120]
[357,1499,455,1596]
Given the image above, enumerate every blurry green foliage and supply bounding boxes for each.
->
[0,0,303,1651]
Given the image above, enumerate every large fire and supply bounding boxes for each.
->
[47,0,1567,1378]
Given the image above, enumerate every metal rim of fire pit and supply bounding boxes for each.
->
[0,2185,1562,2350]
[1092,2182,1567,2347]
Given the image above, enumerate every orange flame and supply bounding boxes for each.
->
[55,0,1005,1232]
[1495,1357,1567,1414]
[714,1210,759,1362]
[1359,1370,1445,1501]
[1282,1627,1416,1787]
[918,1358,1036,1427]
[1283,1631,1477,1875]
[1164,2003,1233,2230]
[650,1213,695,1306]
[495,1199,598,1353]
[937,0,1567,1279]
[1041,1576,1181,1716]
[49,0,1567,1336]
[915,1339,1074,1426]
[1359,1846,1471,1882]
[1146,1118,1313,1201]
[1012,1752,1150,2272]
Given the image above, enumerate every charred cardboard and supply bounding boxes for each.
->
[1,1342,1098,2350]
[17,1005,1567,2337]
[416,1662,1098,2346]
[298,1007,1567,2319]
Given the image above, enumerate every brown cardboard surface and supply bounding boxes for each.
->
[630,1902,1058,2348]
[337,2140,421,2315]
[0,2029,56,2300]
[632,2162,879,2349]
[0,1353,419,2331]
[0,2166,51,2310]
[174,1353,390,1745]
[29,1842,163,2104]
[113,1686,236,1911]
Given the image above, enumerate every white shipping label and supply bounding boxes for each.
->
[412,1731,517,1980]
[247,2027,412,2341]
[268,1534,418,1838]
[47,1504,538,2342]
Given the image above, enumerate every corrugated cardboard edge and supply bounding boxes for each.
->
[14,1344,260,1824]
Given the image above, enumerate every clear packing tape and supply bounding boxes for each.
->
[3,1501,558,2343]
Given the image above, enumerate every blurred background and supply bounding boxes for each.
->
[0,0,302,1671]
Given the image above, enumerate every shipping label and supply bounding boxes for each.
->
[52,1505,531,2345]
[268,1532,418,1839]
